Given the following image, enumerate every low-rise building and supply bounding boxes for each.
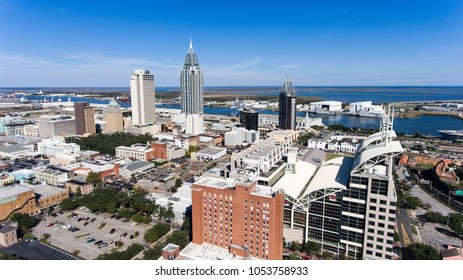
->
[224,128,259,147]
[119,161,155,179]
[0,224,17,247]
[151,140,186,160]
[34,167,70,187]
[0,174,15,186]
[0,144,34,160]
[23,124,40,137]
[65,161,120,179]
[195,147,227,161]
[38,138,81,157]
[125,123,161,135]
[0,185,39,221]
[27,183,69,209]
[64,177,94,195]
[154,183,192,224]
[116,143,154,161]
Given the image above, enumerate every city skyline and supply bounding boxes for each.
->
[1,1,463,87]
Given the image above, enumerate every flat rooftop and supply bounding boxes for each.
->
[0,184,33,202]
[196,147,226,156]
[178,243,247,260]
[0,145,32,154]
[23,183,67,197]
[194,177,236,189]
[116,145,152,152]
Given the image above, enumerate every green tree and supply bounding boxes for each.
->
[448,213,463,235]
[290,241,301,252]
[86,172,103,187]
[144,223,171,243]
[175,179,182,188]
[403,243,440,260]
[425,212,447,224]
[10,213,38,238]
[117,208,133,219]
[321,251,334,260]
[75,187,82,198]
[403,195,425,210]
[96,243,144,260]
[166,230,189,249]
[131,213,144,223]
[289,253,301,260]
[304,241,321,255]
[143,244,164,260]
[59,198,79,211]
[0,252,19,260]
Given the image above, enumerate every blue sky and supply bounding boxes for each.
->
[1,0,462,87]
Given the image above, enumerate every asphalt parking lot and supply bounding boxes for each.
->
[32,209,151,260]
[0,239,78,260]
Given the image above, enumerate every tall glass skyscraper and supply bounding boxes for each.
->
[180,39,204,115]
[278,78,297,130]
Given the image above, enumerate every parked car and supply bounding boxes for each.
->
[129,234,135,239]
[84,222,89,226]
[131,221,138,226]
[98,243,109,248]
[46,223,54,227]
[110,228,116,234]
[94,240,104,245]
[121,232,128,238]
[122,219,129,223]
[86,238,96,243]
[90,218,96,223]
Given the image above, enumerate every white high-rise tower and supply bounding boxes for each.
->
[180,39,203,115]
[130,69,155,125]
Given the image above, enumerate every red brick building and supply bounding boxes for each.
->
[191,177,284,260]
[152,141,167,159]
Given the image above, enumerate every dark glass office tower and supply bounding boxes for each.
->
[278,78,297,130]
[239,109,258,131]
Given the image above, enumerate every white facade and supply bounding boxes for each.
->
[34,168,69,186]
[349,101,383,117]
[154,183,192,224]
[195,147,227,161]
[151,133,189,150]
[185,114,204,135]
[130,69,156,126]
[38,138,80,157]
[23,124,40,137]
[171,113,186,124]
[309,101,342,112]
[115,144,153,161]
[0,145,34,159]
[125,123,161,135]
[224,128,258,147]
[38,115,76,138]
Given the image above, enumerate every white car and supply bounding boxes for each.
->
[131,221,138,226]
